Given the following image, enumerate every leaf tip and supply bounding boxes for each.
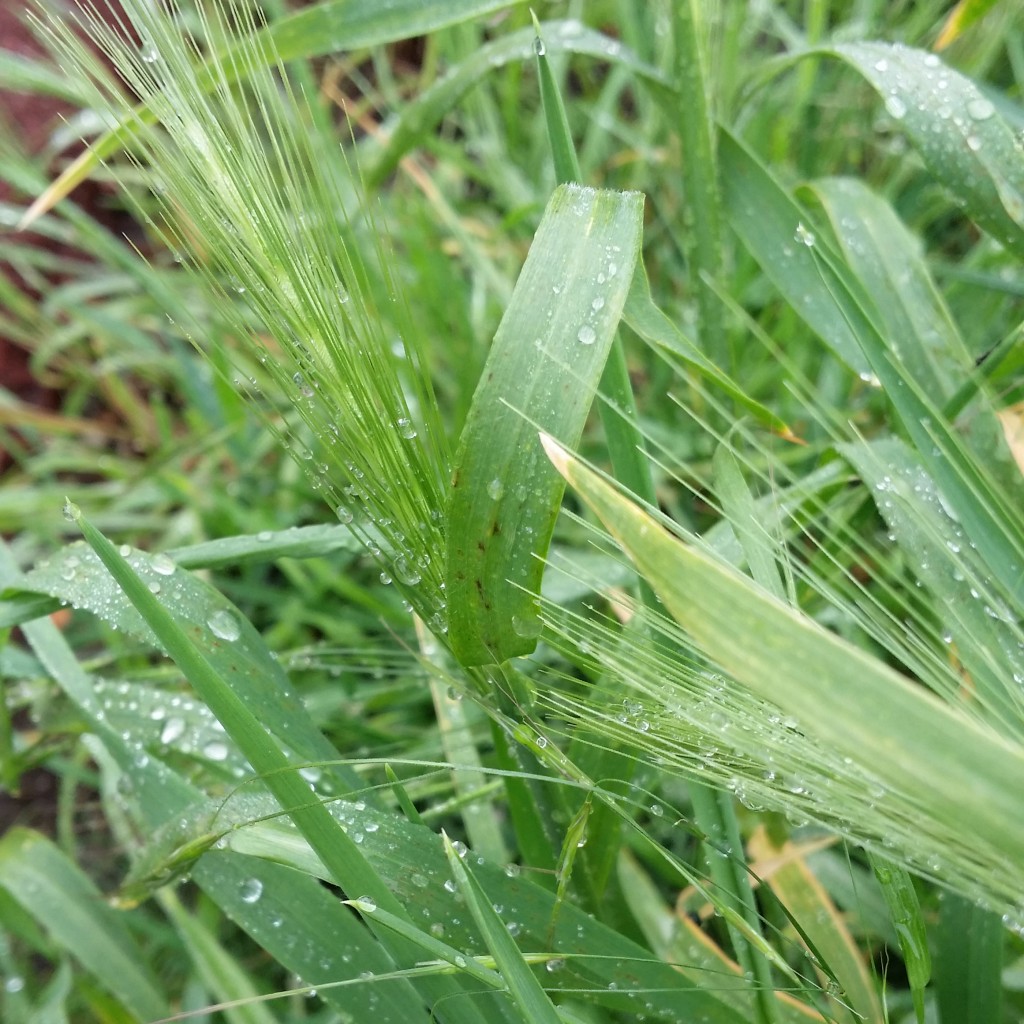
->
[61,497,81,523]
[538,431,570,478]
[17,194,49,232]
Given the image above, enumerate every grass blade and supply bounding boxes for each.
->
[532,12,581,184]
[21,0,520,227]
[443,832,563,1024]
[749,830,882,1023]
[672,0,727,366]
[936,895,1002,1024]
[824,42,1024,257]
[366,19,672,187]
[936,0,1002,49]
[622,262,791,434]
[540,434,1024,909]
[719,125,1024,610]
[0,828,167,1022]
[17,539,349,778]
[159,889,278,1024]
[867,854,930,1024]
[64,504,446,1011]
[445,183,643,665]
[801,176,970,401]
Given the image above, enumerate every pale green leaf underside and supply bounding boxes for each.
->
[445,183,643,666]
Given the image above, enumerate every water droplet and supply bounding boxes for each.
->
[257,530,273,542]
[336,505,353,525]
[148,581,161,595]
[61,498,79,522]
[794,222,816,247]
[240,878,263,903]
[151,553,176,576]
[966,134,982,152]
[592,296,605,312]
[487,478,504,500]
[118,544,132,557]
[140,42,159,63]
[511,614,542,639]
[873,58,888,72]
[397,417,417,439]
[160,717,186,745]
[533,36,546,57]
[885,95,907,120]
[966,97,995,121]
[546,958,565,973]
[203,740,229,762]
[452,840,468,859]
[379,571,392,585]
[389,557,419,586]
[207,609,241,642]
[4,977,25,994]
[577,325,596,345]
[354,896,377,913]
[292,371,314,398]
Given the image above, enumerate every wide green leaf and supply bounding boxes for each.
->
[15,539,345,774]
[801,176,970,400]
[824,42,1024,257]
[445,183,643,665]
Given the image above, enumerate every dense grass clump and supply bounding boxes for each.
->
[1,2,1022,1022]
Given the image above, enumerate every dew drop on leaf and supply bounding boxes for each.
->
[794,222,816,247]
[511,614,541,639]
[884,95,907,119]
[966,97,995,121]
[577,325,597,345]
[207,609,241,641]
[151,553,176,576]
[160,717,186,745]
[240,878,263,903]
[203,740,230,762]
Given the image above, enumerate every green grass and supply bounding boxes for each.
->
[1,0,1023,1021]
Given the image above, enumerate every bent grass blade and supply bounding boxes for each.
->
[445,183,643,666]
